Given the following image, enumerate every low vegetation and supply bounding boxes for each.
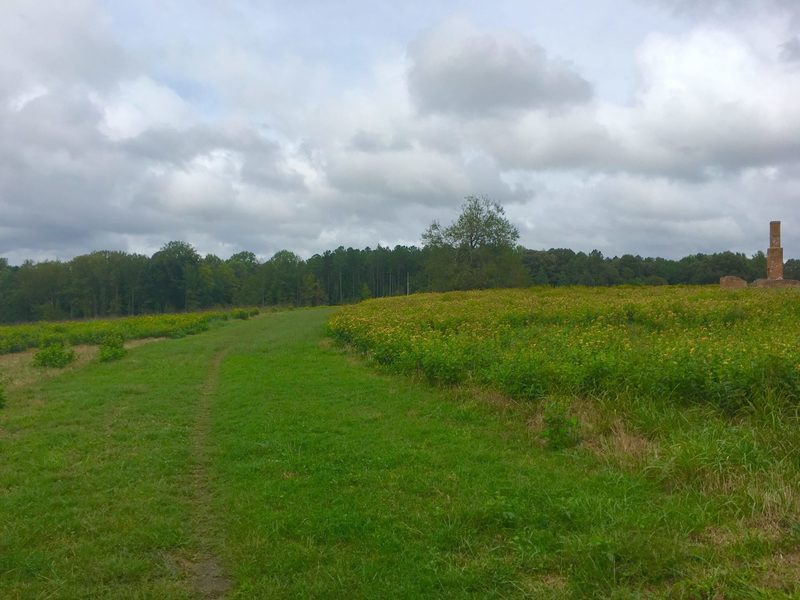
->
[1,297,798,596]
[0,307,258,356]
[98,333,126,362]
[32,340,76,368]
[541,399,581,450]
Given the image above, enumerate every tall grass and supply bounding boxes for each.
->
[0,308,260,355]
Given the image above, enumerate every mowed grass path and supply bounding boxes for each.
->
[0,309,785,598]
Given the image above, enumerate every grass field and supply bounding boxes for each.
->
[1,303,798,597]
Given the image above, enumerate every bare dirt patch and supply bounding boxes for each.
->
[163,552,231,599]
[0,345,98,392]
[520,396,655,464]
[761,549,800,592]
[515,572,570,596]
[0,337,168,394]
[580,419,654,467]
[124,337,167,349]
[173,553,231,599]
[695,516,785,549]
[463,386,522,414]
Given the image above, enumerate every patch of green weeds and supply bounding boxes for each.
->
[98,333,127,362]
[542,399,581,449]
[33,340,75,368]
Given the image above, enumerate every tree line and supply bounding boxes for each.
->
[1,197,796,323]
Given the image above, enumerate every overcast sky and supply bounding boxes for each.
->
[1,0,798,264]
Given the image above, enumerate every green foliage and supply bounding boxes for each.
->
[0,309,252,356]
[0,383,5,409]
[422,196,528,291]
[422,195,519,249]
[98,333,126,362]
[148,240,201,311]
[541,400,581,449]
[33,341,75,368]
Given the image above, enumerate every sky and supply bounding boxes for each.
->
[1,0,799,265]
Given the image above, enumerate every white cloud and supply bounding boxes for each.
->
[99,77,195,140]
[7,84,48,111]
[629,26,800,172]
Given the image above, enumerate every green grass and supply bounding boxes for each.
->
[0,324,229,598]
[1,308,797,598]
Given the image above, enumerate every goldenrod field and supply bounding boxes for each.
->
[329,286,800,412]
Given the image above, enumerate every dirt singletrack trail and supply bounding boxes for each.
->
[186,347,232,599]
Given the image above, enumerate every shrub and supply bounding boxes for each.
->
[541,400,581,450]
[33,341,76,368]
[0,384,5,409]
[98,333,126,362]
[233,309,251,320]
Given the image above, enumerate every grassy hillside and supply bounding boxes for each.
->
[1,305,798,597]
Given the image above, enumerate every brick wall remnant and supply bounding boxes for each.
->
[720,276,747,289]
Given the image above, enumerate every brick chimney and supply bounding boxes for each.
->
[767,221,784,280]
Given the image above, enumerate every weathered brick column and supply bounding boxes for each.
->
[767,221,784,280]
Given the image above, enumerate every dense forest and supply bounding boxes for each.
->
[1,243,795,324]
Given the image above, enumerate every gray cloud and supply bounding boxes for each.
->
[122,127,227,165]
[326,148,471,205]
[349,130,413,152]
[126,125,306,190]
[781,36,800,62]
[0,1,130,98]
[407,18,592,117]
[647,0,800,20]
